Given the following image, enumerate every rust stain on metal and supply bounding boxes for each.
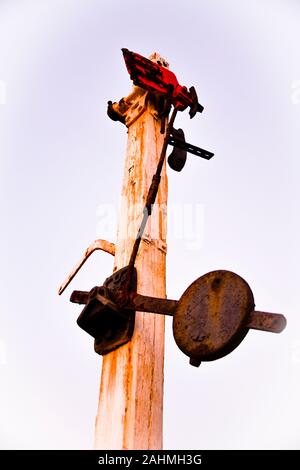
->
[173,270,255,364]
[247,310,286,333]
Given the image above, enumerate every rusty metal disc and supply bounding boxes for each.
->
[173,270,255,364]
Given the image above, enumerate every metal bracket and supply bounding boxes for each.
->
[167,127,214,172]
[168,128,214,160]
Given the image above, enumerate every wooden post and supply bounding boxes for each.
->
[94,54,169,450]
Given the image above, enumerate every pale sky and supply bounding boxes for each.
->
[0,0,299,449]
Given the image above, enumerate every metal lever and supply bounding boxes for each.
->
[69,269,286,366]
[71,289,177,316]
[58,239,115,295]
[70,288,286,334]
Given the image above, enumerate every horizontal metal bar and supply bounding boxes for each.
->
[246,311,287,333]
[128,293,177,316]
[70,288,177,316]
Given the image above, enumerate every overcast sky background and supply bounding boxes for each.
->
[0,0,299,449]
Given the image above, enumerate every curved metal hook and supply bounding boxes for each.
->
[58,239,115,295]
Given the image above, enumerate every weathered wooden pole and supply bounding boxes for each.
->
[94,53,170,450]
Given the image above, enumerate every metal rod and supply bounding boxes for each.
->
[128,292,177,316]
[128,107,178,271]
[247,310,286,333]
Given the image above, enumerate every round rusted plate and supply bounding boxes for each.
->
[173,270,255,363]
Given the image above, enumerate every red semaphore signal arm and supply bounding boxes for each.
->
[121,48,204,118]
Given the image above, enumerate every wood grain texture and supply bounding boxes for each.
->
[94,96,167,450]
